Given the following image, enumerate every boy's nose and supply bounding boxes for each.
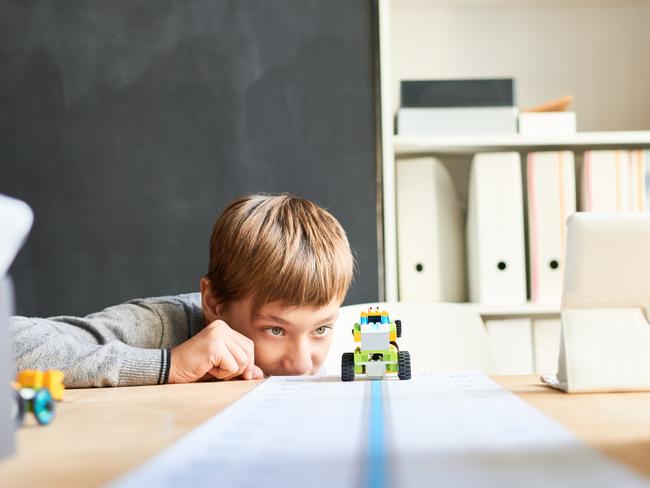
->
[283,342,313,375]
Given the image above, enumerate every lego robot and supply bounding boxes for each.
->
[12,369,64,426]
[341,307,411,381]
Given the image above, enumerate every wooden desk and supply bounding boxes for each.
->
[1,376,650,487]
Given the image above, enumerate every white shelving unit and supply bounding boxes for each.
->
[378,1,650,374]
[378,0,650,313]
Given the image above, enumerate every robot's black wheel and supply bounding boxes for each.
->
[341,352,355,382]
[398,350,411,381]
[12,390,25,427]
[395,319,402,338]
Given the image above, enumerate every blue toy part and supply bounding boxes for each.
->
[32,388,56,425]
[361,316,368,324]
[381,315,388,324]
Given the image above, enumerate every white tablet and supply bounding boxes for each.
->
[542,212,650,392]
[0,194,33,278]
[0,193,32,458]
[562,212,650,311]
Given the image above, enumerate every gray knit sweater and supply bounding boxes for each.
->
[9,293,205,388]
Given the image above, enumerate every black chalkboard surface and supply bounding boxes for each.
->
[0,0,380,316]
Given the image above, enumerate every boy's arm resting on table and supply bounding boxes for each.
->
[10,320,169,387]
[9,295,204,388]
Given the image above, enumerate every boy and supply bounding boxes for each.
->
[9,193,355,387]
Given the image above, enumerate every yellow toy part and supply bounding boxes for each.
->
[16,369,65,401]
[16,369,43,389]
[43,370,65,401]
[354,331,361,342]
[389,331,397,341]
[362,307,389,318]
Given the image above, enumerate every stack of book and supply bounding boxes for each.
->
[396,79,518,136]
[581,149,648,212]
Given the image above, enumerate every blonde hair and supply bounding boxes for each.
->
[206,193,355,315]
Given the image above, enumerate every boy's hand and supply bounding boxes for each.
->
[168,320,264,383]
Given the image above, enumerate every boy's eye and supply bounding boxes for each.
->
[313,326,331,336]
[268,327,284,336]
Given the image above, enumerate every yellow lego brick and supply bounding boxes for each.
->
[43,370,65,401]
[17,369,43,389]
[354,331,361,342]
[389,331,397,341]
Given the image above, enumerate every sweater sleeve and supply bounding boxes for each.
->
[9,294,203,388]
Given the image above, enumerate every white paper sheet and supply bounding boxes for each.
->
[109,372,649,488]
[387,373,647,487]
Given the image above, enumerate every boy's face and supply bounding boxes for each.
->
[201,283,340,376]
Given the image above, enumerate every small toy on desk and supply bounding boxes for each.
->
[341,307,411,381]
[12,369,65,426]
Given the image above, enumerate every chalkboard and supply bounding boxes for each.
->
[0,0,380,316]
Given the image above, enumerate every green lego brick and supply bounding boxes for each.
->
[356,351,389,363]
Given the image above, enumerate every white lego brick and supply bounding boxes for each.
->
[361,324,390,350]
